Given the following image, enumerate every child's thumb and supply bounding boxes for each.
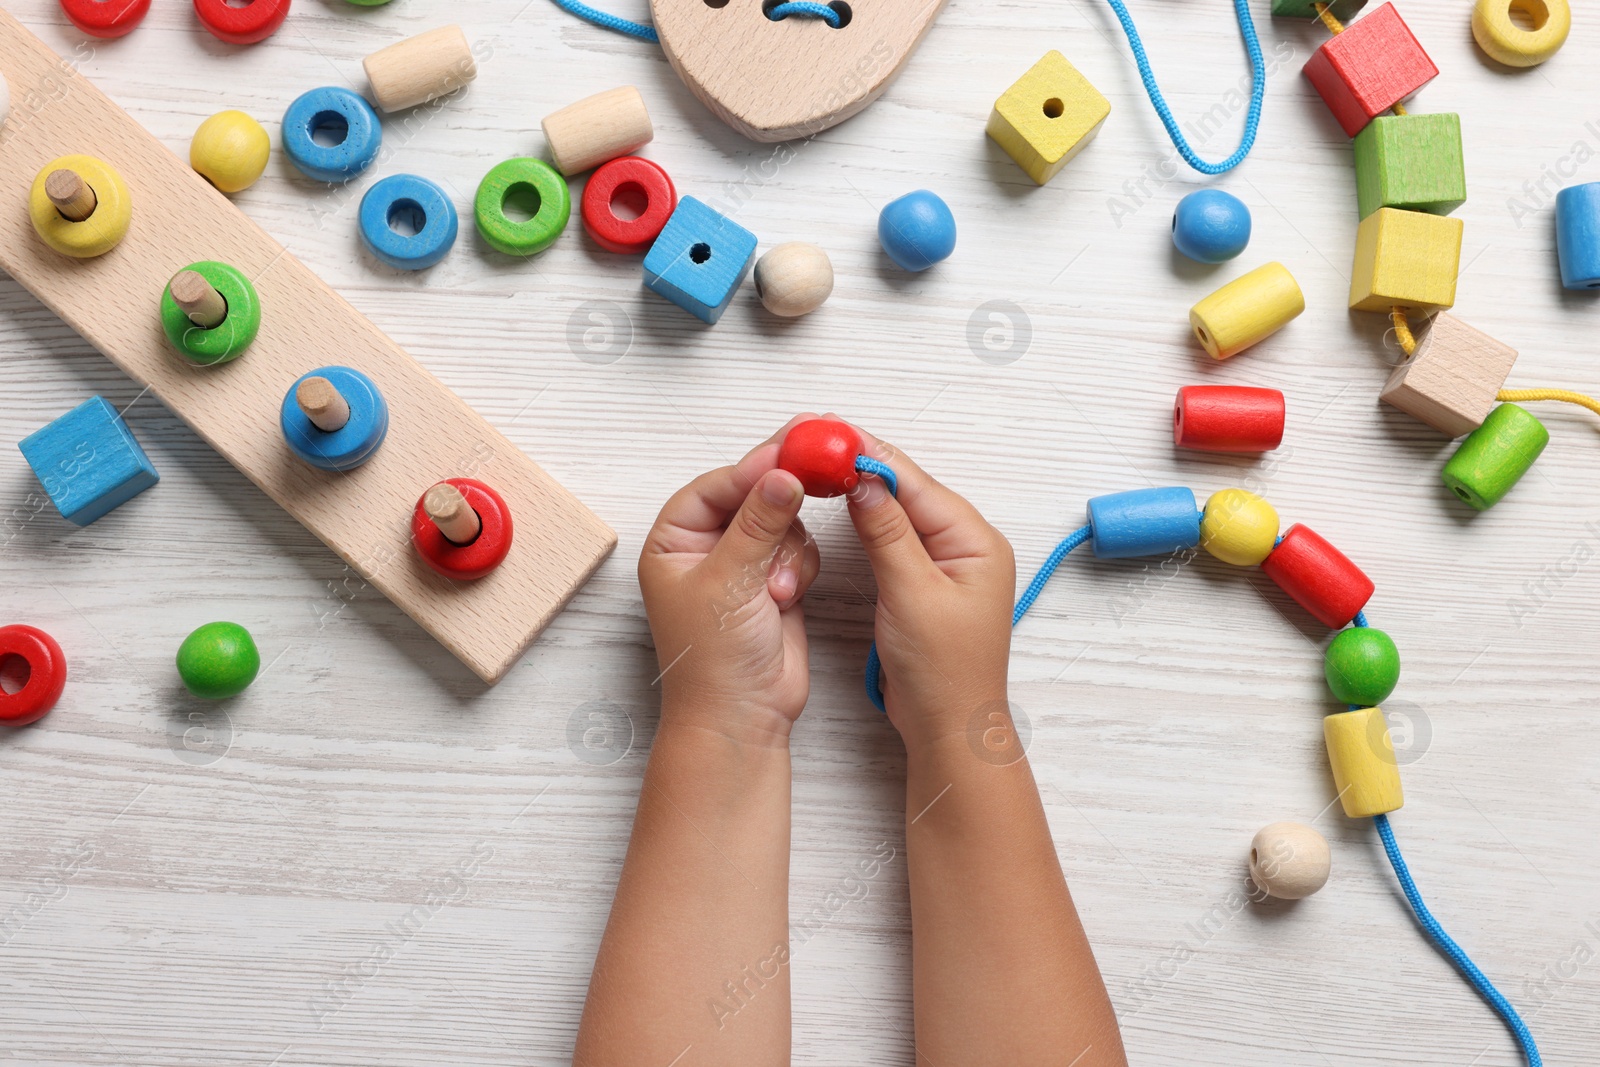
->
[706,469,805,591]
[847,475,936,587]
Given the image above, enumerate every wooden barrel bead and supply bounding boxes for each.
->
[412,478,513,580]
[1472,0,1570,68]
[0,624,68,727]
[191,110,271,194]
[1248,822,1331,900]
[280,366,389,471]
[160,261,261,365]
[193,0,290,45]
[1323,707,1404,818]
[1441,402,1549,511]
[580,156,676,255]
[1200,488,1278,567]
[777,419,863,498]
[1261,524,1374,629]
[1188,262,1304,359]
[1555,182,1600,290]
[1086,486,1201,559]
[541,86,653,176]
[59,0,150,38]
[1324,626,1400,707]
[1173,385,1285,453]
[754,242,834,317]
[362,25,477,113]
[29,155,132,258]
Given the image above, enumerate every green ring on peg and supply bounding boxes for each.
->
[474,158,571,257]
[1324,626,1400,707]
[160,260,261,366]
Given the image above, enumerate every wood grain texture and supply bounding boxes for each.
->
[1381,311,1518,437]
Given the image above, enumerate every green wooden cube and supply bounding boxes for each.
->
[1353,112,1466,219]
[1271,0,1365,19]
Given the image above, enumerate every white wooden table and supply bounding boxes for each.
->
[2,1,1596,1063]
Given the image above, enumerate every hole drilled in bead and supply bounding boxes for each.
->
[387,198,427,238]
[1507,0,1548,30]
[609,181,648,222]
[502,182,542,224]
[224,0,256,8]
[1195,326,1210,345]
[0,653,31,696]
[310,111,350,148]
[1042,97,1065,119]
[689,242,712,264]
[1250,847,1259,866]
[1453,485,1472,501]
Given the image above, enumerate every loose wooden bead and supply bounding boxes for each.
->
[474,158,571,257]
[778,419,863,498]
[280,366,390,471]
[1172,190,1251,263]
[1174,386,1284,453]
[176,622,260,699]
[986,50,1111,186]
[1324,626,1401,707]
[878,190,956,272]
[1349,207,1462,313]
[1554,182,1600,290]
[1086,486,1201,559]
[60,0,150,38]
[1323,707,1404,818]
[412,478,514,580]
[1188,262,1304,360]
[1271,0,1366,17]
[17,396,159,526]
[362,25,477,113]
[282,87,382,184]
[1262,524,1375,628]
[754,242,833,317]
[1472,0,1570,67]
[1353,113,1466,219]
[0,625,68,727]
[1441,402,1549,511]
[194,0,290,45]
[642,196,758,324]
[541,86,653,176]
[160,261,261,365]
[1302,2,1437,138]
[1200,488,1278,567]
[29,155,131,258]
[360,174,458,270]
[580,156,676,255]
[1379,312,1518,438]
[191,110,271,194]
[1248,822,1331,900]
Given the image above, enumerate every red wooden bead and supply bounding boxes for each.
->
[59,0,151,38]
[1174,385,1285,453]
[778,419,864,498]
[1303,3,1437,138]
[581,156,677,255]
[1262,524,1375,628]
[0,625,68,727]
[193,0,291,45]
[411,478,514,580]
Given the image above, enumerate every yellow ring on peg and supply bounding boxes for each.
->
[1471,0,1570,68]
[29,154,132,258]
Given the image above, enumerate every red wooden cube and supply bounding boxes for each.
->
[1303,3,1437,138]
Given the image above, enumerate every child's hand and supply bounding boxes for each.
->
[846,429,1016,751]
[638,417,823,747]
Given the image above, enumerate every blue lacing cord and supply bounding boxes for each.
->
[1373,814,1543,1066]
[854,455,897,496]
[1102,0,1266,175]
[547,0,841,40]
[768,1,842,27]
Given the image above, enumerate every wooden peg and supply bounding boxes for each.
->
[424,481,481,545]
[295,376,351,433]
[45,168,96,221]
[168,269,228,329]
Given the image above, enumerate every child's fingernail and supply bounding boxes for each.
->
[762,470,799,506]
[772,566,798,599]
[854,476,887,508]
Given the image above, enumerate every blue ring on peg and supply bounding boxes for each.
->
[282,87,383,183]
[359,175,459,270]
[279,366,389,471]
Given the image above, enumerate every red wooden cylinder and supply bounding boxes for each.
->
[1261,524,1374,628]
[411,478,514,580]
[1174,385,1285,453]
[60,0,151,38]
[0,625,68,727]
[581,156,677,255]
[777,419,863,498]
[193,0,290,44]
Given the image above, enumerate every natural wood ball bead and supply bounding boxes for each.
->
[754,242,833,317]
[1249,822,1331,900]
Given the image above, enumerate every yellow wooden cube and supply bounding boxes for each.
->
[1349,207,1463,313]
[986,51,1111,186]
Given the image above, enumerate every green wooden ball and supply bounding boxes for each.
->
[1324,627,1400,707]
[177,622,260,700]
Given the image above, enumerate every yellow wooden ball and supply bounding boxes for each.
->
[191,110,270,194]
[1472,0,1570,68]
[1200,488,1279,566]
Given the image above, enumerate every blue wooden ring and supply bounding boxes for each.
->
[279,366,389,471]
[359,174,458,270]
[282,87,382,183]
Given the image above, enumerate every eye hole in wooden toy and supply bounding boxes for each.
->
[1042,97,1064,119]
[609,181,649,222]
[1507,0,1549,30]
[690,242,712,264]
[387,199,426,238]
[0,654,30,697]
[502,182,542,223]
[310,111,349,147]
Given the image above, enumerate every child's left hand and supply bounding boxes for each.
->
[638,416,823,746]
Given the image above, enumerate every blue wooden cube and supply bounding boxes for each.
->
[642,197,757,324]
[19,396,159,526]
[1556,182,1600,290]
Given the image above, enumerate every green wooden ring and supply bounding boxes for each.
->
[474,158,570,256]
[160,260,261,366]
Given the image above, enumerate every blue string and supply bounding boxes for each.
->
[854,455,897,497]
[1373,814,1543,1066]
[546,0,659,43]
[768,1,841,27]
[1100,0,1266,175]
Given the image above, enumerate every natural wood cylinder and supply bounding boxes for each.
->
[45,168,97,221]
[541,86,653,176]
[296,376,351,433]
[424,482,482,545]
[362,25,477,114]
[168,269,228,329]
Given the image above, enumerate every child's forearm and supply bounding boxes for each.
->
[574,715,793,1067]
[904,730,1128,1067]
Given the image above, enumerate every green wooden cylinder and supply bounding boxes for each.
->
[1441,403,1548,511]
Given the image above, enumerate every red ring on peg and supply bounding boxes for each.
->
[193,0,290,44]
[581,157,678,255]
[0,625,68,727]
[59,0,151,38]
[778,418,864,498]
[411,478,514,580]
[1174,385,1286,453]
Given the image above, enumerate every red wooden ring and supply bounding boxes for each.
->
[193,0,290,45]
[581,156,677,255]
[411,479,514,581]
[1174,385,1285,453]
[778,418,863,498]
[1261,524,1374,629]
[59,0,151,38]
[0,625,68,727]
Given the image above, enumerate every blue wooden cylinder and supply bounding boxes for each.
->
[1556,182,1600,290]
[280,366,389,471]
[1087,486,1201,559]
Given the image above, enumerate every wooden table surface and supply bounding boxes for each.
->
[2,1,1596,1063]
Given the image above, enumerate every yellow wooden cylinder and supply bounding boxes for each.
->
[1323,707,1404,818]
[1200,488,1279,566]
[1188,261,1305,359]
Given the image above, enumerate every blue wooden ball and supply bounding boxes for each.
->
[878,190,956,272]
[1172,189,1251,263]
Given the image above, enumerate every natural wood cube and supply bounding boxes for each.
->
[1353,112,1466,218]
[986,50,1110,186]
[1380,312,1518,437]
[1349,207,1463,313]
